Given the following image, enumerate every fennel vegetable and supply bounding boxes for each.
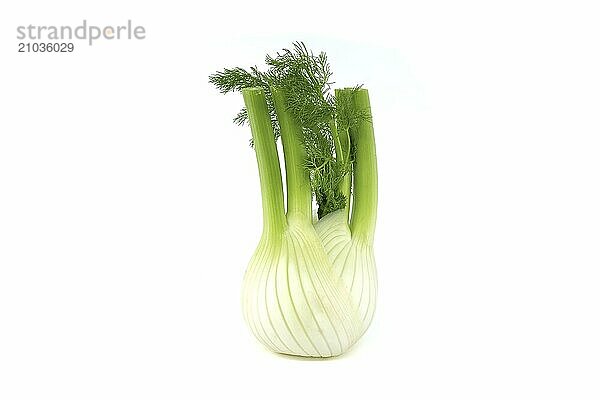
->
[210,43,378,357]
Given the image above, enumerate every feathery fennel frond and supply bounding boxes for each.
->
[209,66,280,140]
[209,42,370,218]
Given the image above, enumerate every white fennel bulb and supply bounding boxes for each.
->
[243,217,362,357]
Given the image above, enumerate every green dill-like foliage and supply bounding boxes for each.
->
[209,66,280,142]
[208,42,370,219]
[265,43,346,217]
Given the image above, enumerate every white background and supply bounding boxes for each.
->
[1,0,599,399]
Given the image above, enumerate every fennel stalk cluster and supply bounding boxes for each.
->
[211,44,378,357]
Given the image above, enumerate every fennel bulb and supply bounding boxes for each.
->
[243,216,362,357]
